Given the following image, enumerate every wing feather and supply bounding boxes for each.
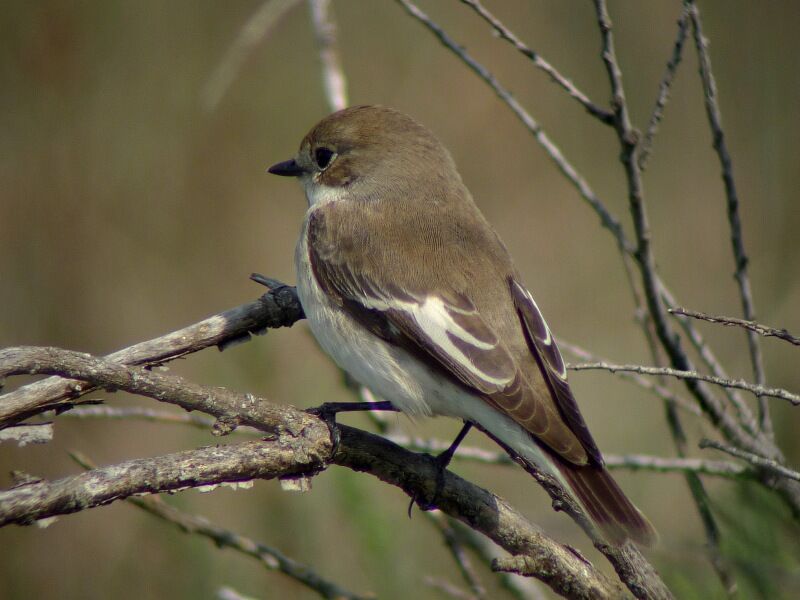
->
[511,279,602,465]
[307,210,589,464]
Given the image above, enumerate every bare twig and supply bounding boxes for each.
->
[424,576,476,600]
[0,439,327,527]
[68,451,371,600]
[393,0,762,464]
[0,285,303,428]
[203,0,303,111]
[568,361,799,405]
[393,0,635,259]
[336,426,635,599]
[0,347,327,438]
[387,433,753,480]
[0,423,53,447]
[604,454,752,480]
[686,0,769,438]
[670,308,800,346]
[448,520,547,600]
[593,3,739,594]
[308,0,348,112]
[0,349,634,598]
[392,0,759,451]
[638,5,690,171]
[700,439,800,483]
[662,287,756,431]
[457,0,614,124]
[558,340,702,417]
[424,512,487,600]
[62,405,218,429]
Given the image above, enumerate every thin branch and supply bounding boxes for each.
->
[686,0,769,438]
[662,287,756,431]
[568,361,799,405]
[424,576,476,600]
[603,454,752,480]
[0,348,633,598]
[0,423,53,447]
[557,340,702,417]
[393,0,635,259]
[62,405,218,429]
[0,285,303,428]
[457,0,614,124]
[424,512,487,600]
[386,433,753,480]
[593,3,739,594]
[638,5,690,171]
[202,0,303,111]
[0,347,328,439]
[448,520,547,600]
[68,452,371,600]
[335,426,638,600]
[0,439,326,527]
[700,439,800,483]
[670,308,800,346]
[308,0,348,112]
[394,0,762,466]
[394,0,759,448]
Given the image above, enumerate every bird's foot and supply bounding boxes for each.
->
[306,401,399,458]
[407,421,473,516]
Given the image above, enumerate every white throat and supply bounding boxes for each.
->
[303,179,347,207]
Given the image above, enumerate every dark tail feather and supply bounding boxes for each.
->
[557,461,658,547]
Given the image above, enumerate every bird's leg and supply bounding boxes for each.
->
[306,401,399,456]
[409,420,473,515]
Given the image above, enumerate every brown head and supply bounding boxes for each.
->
[268,105,464,204]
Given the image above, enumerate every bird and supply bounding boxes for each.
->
[268,105,656,546]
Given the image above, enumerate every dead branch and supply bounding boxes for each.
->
[0,285,303,428]
[568,361,798,405]
[0,346,633,599]
[670,308,800,346]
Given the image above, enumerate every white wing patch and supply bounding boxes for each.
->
[363,293,512,388]
[513,281,567,380]
[420,297,496,350]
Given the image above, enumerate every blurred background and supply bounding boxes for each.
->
[1,1,799,598]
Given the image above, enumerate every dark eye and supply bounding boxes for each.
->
[314,147,334,169]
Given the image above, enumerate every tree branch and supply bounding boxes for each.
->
[68,451,371,600]
[202,0,303,111]
[393,0,635,259]
[557,340,702,417]
[669,308,800,346]
[593,3,740,594]
[0,286,303,428]
[638,5,690,171]
[686,0,769,439]
[308,0,348,112]
[0,439,327,527]
[700,439,800,483]
[0,347,642,599]
[423,511,488,600]
[568,361,798,405]
[456,0,614,124]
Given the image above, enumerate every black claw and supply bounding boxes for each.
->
[407,421,473,516]
[306,404,342,457]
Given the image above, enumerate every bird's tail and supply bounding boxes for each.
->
[555,459,658,547]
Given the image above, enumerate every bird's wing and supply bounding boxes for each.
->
[307,211,589,465]
[510,279,602,465]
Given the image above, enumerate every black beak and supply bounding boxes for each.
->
[267,158,305,177]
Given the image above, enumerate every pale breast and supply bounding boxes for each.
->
[295,213,431,416]
[293,210,554,478]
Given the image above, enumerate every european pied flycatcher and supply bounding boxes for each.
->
[269,105,655,546]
